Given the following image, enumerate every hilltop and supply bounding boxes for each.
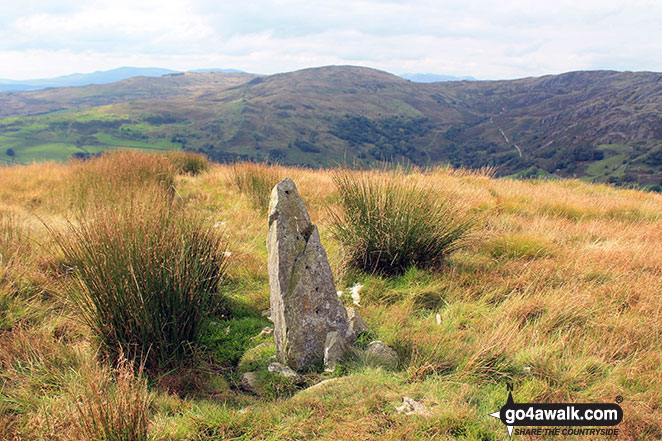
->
[0,67,246,92]
[1,66,661,188]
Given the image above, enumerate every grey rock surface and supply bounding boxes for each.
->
[395,397,430,416]
[365,341,399,368]
[324,331,348,371]
[268,362,302,382]
[240,372,259,394]
[346,307,369,335]
[267,178,351,371]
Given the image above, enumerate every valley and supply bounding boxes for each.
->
[1,66,660,190]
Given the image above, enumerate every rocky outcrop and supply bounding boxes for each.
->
[266,178,351,371]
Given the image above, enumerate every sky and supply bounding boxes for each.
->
[1,0,661,80]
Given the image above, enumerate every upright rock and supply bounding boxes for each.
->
[267,178,351,371]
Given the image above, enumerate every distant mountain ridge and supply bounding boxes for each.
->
[0,67,245,92]
[0,65,660,190]
[0,67,475,92]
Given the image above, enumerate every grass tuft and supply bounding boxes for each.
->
[488,233,555,259]
[52,190,228,371]
[329,170,473,275]
[0,211,27,269]
[69,356,153,441]
[69,151,176,209]
[229,162,283,212]
[166,151,210,176]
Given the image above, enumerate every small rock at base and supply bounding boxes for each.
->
[324,331,348,371]
[365,341,399,368]
[395,397,430,416]
[346,307,369,336]
[268,362,302,382]
[240,372,259,394]
[259,326,273,336]
[302,377,342,393]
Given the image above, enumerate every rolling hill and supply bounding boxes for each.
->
[0,67,246,92]
[0,66,660,189]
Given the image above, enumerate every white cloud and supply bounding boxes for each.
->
[0,0,661,80]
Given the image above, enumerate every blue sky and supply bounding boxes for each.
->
[1,0,661,80]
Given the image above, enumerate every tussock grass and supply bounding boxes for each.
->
[165,151,209,176]
[229,162,283,212]
[0,161,71,212]
[0,326,152,441]
[70,151,176,209]
[330,170,473,275]
[0,212,31,332]
[0,211,26,270]
[52,190,228,371]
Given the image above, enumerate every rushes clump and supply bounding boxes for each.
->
[54,191,228,371]
[330,171,473,275]
[229,162,283,212]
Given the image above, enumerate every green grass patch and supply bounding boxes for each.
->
[94,132,178,150]
[585,144,628,178]
[0,135,104,164]
[201,316,271,366]
[487,233,555,259]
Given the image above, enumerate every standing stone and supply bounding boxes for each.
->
[267,178,351,371]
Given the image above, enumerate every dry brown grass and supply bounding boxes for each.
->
[228,161,284,212]
[0,157,660,440]
[69,151,177,210]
